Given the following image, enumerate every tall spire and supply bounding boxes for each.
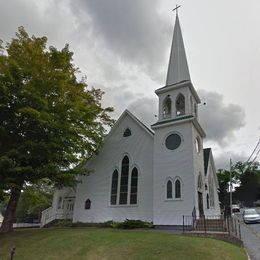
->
[166,14,190,86]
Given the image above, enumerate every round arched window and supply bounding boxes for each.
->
[195,137,201,153]
[165,134,181,150]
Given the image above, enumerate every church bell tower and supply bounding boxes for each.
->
[152,12,206,225]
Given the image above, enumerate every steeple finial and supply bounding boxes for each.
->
[172,4,181,15]
[166,9,191,86]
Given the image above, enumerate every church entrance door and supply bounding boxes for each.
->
[198,192,204,217]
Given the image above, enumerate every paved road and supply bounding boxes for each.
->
[237,213,260,260]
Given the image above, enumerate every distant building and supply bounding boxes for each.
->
[41,13,220,227]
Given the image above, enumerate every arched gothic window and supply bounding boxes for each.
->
[85,199,91,210]
[110,170,119,205]
[175,179,181,199]
[209,176,215,207]
[166,180,173,199]
[123,128,131,137]
[190,96,193,115]
[194,103,198,117]
[130,167,138,204]
[195,137,201,153]
[206,194,210,209]
[119,156,129,204]
[176,93,185,116]
[162,96,172,119]
[198,173,203,190]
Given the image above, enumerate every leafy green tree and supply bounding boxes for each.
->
[217,161,260,209]
[0,27,113,232]
[16,182,53,222]
[217,169,230,209]
[233,162,260,207]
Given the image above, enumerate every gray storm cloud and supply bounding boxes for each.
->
[122,89,245,148]
[198,89,246,146]
[215,152,247,170]
[127,97,157,127]
[70,0,170,82]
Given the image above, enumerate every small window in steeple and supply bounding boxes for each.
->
[123,128,131,137]
[163,96,172,119]
[176,93,185,116]
[194,103,198,117]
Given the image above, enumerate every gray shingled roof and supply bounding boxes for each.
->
[151,115,193,127]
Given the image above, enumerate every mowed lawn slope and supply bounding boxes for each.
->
[0,228,246,260]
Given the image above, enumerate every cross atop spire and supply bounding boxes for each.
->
[172,4,181,15]
[166,11,191,86]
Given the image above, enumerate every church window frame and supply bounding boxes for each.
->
[206,194,210,209]
[166,179,173,199]
[109,155,140,207]
[164,131,183,151]
[176,93,185,116]
[194,103,198,117]
[123,128,132,137]
[175,179,181,199]
[162,95,172,119]
[110,169,119,205]
[195,137,201,154]
[190,96,193,115]
[165,177,183,201]
[119,155,130,205]
[85,199,91,210]
[130,167,139,205]
[197,172,203,191]
[208,175,215,208]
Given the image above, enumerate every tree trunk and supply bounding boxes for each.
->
[0,184,23,233]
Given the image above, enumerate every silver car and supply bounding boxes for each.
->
[243,208,260,224]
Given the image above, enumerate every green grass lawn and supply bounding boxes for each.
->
[0,228,246,260]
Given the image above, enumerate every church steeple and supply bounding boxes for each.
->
[166,14,190,86]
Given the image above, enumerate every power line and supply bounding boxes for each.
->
[243,140,260,173]
[246,139,260,164]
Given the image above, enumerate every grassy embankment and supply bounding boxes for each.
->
[0,228,247,260]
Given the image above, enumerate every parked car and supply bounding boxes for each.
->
[243,208,260,224]
[231,204,240,213]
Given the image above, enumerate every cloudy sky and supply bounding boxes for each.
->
[1,0,259,169]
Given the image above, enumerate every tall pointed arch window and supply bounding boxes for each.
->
[198,172,203,190]
[130,167,138,204]
[162,96,172,119]
[209,176,215,207]
[166,180,173,199]
[175,179,181,199]
[119,156,129,204]
[206,194,210,209]
[190,96,193,115]
[176,93,185,116]
[194,103,198,117]
[110,170,119,205]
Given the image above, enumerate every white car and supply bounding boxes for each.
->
[243,208,260,224]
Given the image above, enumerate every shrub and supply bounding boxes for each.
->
[52,219,72,227]
[112,219,154,229]
[50,219,153,229]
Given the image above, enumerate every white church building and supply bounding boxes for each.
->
[41,14,220,227]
